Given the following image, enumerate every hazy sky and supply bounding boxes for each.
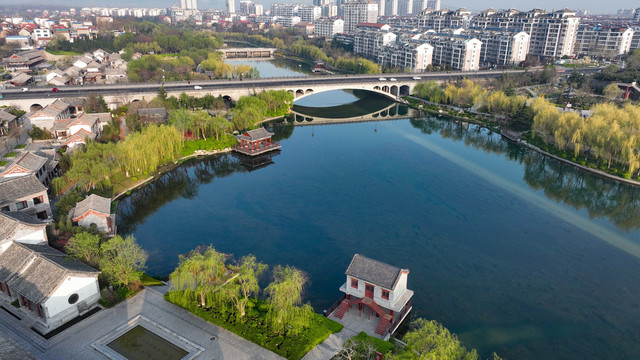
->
[3,0,634,14]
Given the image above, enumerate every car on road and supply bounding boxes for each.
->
[193,85,202,90]
[379,77,387,81]
[21,88,28,92]
[52,88,58,92]
[389,78,397,81]
[412,76,422,80]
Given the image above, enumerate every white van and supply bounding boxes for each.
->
[193,85,202,90]
[21,88,28,92]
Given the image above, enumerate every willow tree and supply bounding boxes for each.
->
[264,265,313,334]
[169,246,228,307]
[211,116,232,140]
[117,125,182,176]
[223,255,267,317]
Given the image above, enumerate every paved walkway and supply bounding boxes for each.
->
[0,286,284,360]
[301,327,356,360]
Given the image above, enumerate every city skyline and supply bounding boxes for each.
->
[1,0,637,14]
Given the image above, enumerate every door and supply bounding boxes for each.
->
[365,283,374,299]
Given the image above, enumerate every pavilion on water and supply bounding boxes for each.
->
[233,128,281,156]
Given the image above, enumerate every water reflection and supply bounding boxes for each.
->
[117,155,247,234]
[409,117,640,232]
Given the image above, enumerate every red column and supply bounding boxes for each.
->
[5,284,10,297]
[36,304,42,317]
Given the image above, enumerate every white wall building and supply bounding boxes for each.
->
[575,25,634,57]
[314,17,345,38]
[0,241,101,334]
[354,29,397,59]
[343,0,379,34]
[465,29,530,66]
[378,41,434,71]
[333,254,414,338]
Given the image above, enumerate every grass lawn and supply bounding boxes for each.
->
[13,144,26,149]
[4,151,18,157]
[181,134,237,157]
[349,331,394,355]
[140,273,164,286]
[0,161,7,166]
[46,49,82,56]
[165,292,343,360]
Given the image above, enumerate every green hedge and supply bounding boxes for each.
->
[165,292,343,360]
[4,152,18,157]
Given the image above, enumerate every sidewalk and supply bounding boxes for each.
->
[0,286,284,360]
[301,327,357,360]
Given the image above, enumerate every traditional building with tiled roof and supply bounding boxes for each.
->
[331,254,414,339]
[0,241,100,334]
[0,151,58,186]
[0,174,52,220]
[0,211,47,250]
[71,194,115,235]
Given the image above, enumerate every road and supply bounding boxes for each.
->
[0,68,602,101]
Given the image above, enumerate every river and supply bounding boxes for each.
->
[117,90,640,359]
[224,58,312,78]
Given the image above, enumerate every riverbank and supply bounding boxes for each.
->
[112,146,234,201]
[405,95,640,187]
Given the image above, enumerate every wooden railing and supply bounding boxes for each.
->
[389,299,412,334]
[324,293,346,317]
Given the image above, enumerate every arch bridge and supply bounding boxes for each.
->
[0,71,517,111]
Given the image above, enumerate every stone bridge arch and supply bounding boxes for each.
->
[30,103,43,112]
[291,84,411,102]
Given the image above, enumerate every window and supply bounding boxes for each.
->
[33,196,43,205]
[15,201,27,210]
[351,278,358,288]
[382,290,390,300]
[68,293,79,304]
[1,206,9,212]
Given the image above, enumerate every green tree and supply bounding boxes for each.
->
[224,255,267,317]
[603,83,621,100]
[169,246,228,307]
[211,116,232,140]
[264,265,313,334]
[66,231,101,268]
[100,235,148,287]
[389,318,479,360]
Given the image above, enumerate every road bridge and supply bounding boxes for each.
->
[0,68,599,112]
[219,47,277,58]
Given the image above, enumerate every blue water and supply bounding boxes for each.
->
[117,92,640,359]
[224,59,311,78]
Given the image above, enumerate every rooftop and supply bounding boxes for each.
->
[345,254,408,290]
[0,175,47,203]
[71,194,111,220]
[2,242,99,303]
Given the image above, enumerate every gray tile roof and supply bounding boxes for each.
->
[0,242,31,282]
[2,242,99,303]
[2,152,47,174]
[0,211,45,242]
[71,194,111,220]
[345,254,408,290]
[238,128,274,141]
[0,175,46,203]
[0,109,17,122]
[72,113,98,127]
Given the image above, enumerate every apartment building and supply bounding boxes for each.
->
[313,17,345,38]
[424,34,482,71]
[415,8,472,32]
[465,28,530,66]
[377,41,433,71]
[353,28,397,59]
[298,6,322,23]
[271,4,300,17]
[470,8,580,58]
[575,25,634,57]
[343,0,379,33]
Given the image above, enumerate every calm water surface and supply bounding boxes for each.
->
[117,91,640,359]
[224,58,311,78]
